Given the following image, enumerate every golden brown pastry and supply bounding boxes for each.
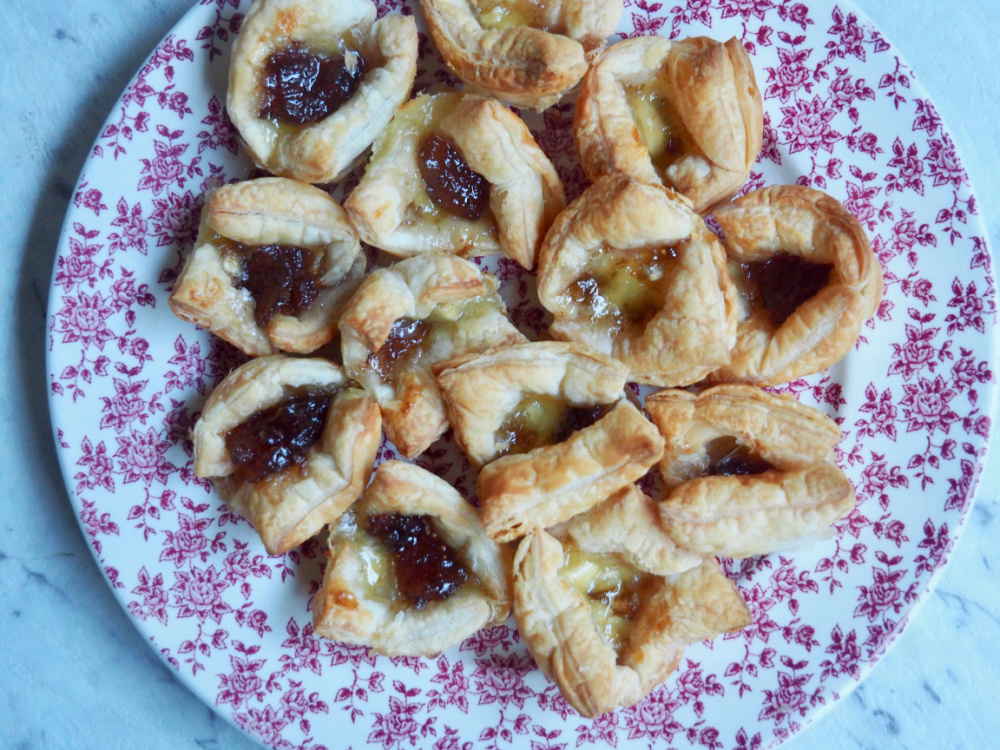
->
[227,0,417,183]
[575,36,763,213]
[514,498,749,717]
[193,355,381,555]
[434,341,630,468]
[648,385,856,558]
[420,0,623,110]
[344,92,565,269]
[536,175,737,386]
[169,177,364,356]
[339,254,526,458]
[707,185,884,385]
[314,460,511,655]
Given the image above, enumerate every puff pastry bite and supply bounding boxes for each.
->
[339,254,526,458]
[537,175,737,386]
[648,385,856,558]
[193,355,381,555]
[420,0,623,110]
[708,185,884,385]
[514,496,749,717]
[314,461,511,655]
[169,177,365,356]
[227,0,418,183]
[344,92,565,269]
[575,36,763,213]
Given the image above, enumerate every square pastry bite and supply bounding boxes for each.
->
[339,254,526,458]
[575,35,763,213]
[169,177,365,356]
[313,461,511,655]
[537,175,737,387]
[707,185,884,385]
[228,0,417,183]
[513,486,749,717]
[344,92,565,269]
[648,385,856,558]
[193,356,382,555]
[420,0,623,110]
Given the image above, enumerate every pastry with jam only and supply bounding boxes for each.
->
[420,0,623,110]
[345,92,565,269]
[708,185,884,385]
[314,461,511,655]
[339,254,526,458]
[575,36,763,213]
[513,486,749,717]
[647,384,856,558]
[434,340,664,542]
[169,177,365,356]
[537,175,737,387]
[193,356,382,555]
[227,0,417,184]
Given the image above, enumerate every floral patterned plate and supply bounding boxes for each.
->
[46,0,997,748]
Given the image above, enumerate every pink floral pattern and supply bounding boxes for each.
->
[47,1,996,749]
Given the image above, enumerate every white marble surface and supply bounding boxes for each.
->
[1,0,998,748]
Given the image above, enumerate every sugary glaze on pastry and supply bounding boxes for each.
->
[708,185,884,385]
[169,177,365,356]
[537,175,737,386]
[345,92,565,269]
[228,0,417,183]
[420,0,623,110]
[575,35,763,213]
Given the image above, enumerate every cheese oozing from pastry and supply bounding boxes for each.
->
[496,394,609,457]
[475,0,550,31]
[624,80,690,176]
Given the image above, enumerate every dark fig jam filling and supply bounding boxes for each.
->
[703,436,775,477]
[739,253,833,328]
[366,318,432,381]
[498,394,611,456]
[225,388,335,483]
[417,134,490,221]
[365,513,468,609]
[232,243,324,328]
[260,43,365,124]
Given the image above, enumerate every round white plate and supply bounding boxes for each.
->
[47,0,997,748]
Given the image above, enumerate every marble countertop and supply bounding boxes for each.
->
[2,0,998,748]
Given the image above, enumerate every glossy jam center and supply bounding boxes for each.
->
[225,389,334,483]
[365,513,469,609]
[260,43,365,125]
[739,253,833,328]
[703,436,775,476]
[624,81,687,174]
[231,241,324,327]
[570,245,678,330]
[417,135,490,221]
[366,318,432,382]
[498,394,609,456]
[476,0,548,30]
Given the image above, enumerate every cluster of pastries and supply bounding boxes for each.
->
[173,0,883,719]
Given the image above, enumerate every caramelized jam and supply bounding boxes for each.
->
[569,246,678,330]
[498,394,609,456]
[624,81,688,175]
[365,513,468,609]
[417,134,490,221]
[739,253,833,328]
[476,0,548,30]
[225,389,334,483]
[560,544,654,654]
[366,318,432,381]
[260,43,365,125]
[703,436,775,477]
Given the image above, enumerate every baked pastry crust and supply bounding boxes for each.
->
[513,513,748,717]
[420,0,623,110]
[169,177,365,356]
[339,254,526,458]
[314,460,511,655]
[708,185,884,385]
[435,341,630,468]
[575,36,763,213]
[537,175,737,386]
[227,0,417,183]
[344,92,565,269]
[193,355,382,555]
[478,399,665,542]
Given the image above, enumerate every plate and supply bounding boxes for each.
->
[46,0,997,748]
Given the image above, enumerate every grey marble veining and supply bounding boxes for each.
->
[2,1,998,748]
